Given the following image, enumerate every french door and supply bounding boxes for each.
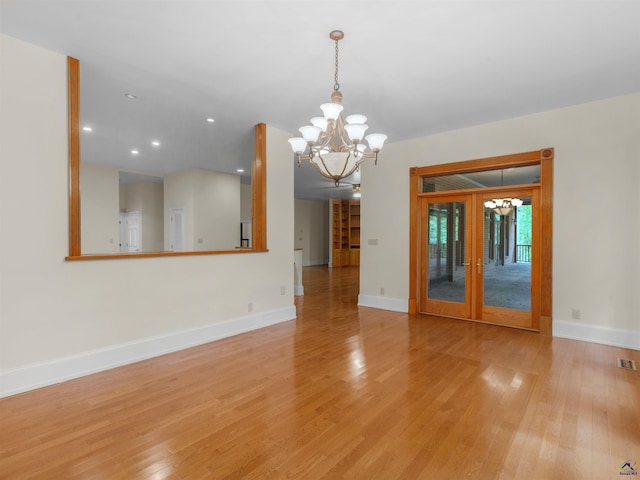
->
[421,194,472,319]
[420,188,539,330]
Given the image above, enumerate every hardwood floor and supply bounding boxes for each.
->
[1,265,638,479]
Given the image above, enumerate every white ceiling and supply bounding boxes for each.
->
[1,1,639,201]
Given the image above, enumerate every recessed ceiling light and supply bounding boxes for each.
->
[131,149,139,155]
[82,126,93,132]
[206,117,215,123]
[236,168,245,173]
[125,93,137,99]
[151,140,160,147]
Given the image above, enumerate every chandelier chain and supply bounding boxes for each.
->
[333,39,340,92]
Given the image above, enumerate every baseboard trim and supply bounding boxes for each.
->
[0,306,297,398]
[553,320,640,351]
[303,260,328,267]
[358,294,408,313]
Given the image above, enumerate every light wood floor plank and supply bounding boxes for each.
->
[1,265,638,479]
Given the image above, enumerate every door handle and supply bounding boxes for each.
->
[477,258,483,274]
[462,258,471,273]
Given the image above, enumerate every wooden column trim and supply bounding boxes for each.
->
[252,123,267,251]
[408,168,419,314]
[68,57,81,257]
[539,149,554,335]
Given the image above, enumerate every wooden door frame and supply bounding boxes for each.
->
[409,148,554,334]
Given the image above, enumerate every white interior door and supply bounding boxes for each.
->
[120,211,141,253]
[170,207,186,251]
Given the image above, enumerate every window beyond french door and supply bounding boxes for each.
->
[420,189,540,330]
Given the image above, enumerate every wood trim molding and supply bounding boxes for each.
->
[65,57,268,260]
[408,169,419,314]
[539,152,554,334]
[411,149,545,178]
[252,123,267,251]
[68,57,81,257]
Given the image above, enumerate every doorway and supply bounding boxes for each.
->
[119,211,141,253]
[169,207,186,252]
[421,189,538,329]
[409,149,553,333]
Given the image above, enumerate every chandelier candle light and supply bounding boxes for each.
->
[288,30,387,186]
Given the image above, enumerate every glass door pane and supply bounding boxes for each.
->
[427,201,467,304]
[482,197,532,311]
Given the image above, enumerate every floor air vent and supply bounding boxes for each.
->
[617,358,637,371]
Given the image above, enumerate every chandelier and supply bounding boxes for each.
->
[288,30,387,186]
[484,198,523,215]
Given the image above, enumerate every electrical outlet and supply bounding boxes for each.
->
[380,287,385,295]
[248,302,253,312]
[280,285,286,295]
[571,308,581,320]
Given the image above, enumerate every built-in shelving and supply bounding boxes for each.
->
[331,199,360,266]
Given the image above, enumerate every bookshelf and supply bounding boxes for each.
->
[331,199,360,266]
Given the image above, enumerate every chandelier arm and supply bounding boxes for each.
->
[352,151,378,164]
[296,153,313,164]
[334,115,353,152]
[318,122,337,151]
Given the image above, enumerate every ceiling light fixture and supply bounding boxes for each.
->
[124,93,137,99]
[131,149,139,155]
[484,170,523,215]
[82,126,93,132]
[484,198,523,215]
[206,117,215,123]
[288,30,387,186]
[151,140,160,147]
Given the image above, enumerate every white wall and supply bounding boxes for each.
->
[164,168,241,250]
[192,168,240,250]
[240,183,252,222]
[360,92,640,349]
[294,199,329,266]
[164,168,196,250]
[0,35,295,396]
[80,163,120,254]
